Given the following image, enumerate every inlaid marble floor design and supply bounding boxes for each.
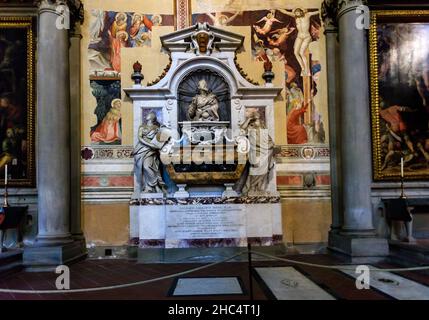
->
[339,265,429,300]
[171,277,244,296]
[255,267,336,300]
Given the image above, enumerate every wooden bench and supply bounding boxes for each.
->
[0,206,28,253]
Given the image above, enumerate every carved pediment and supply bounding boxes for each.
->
[160,22,244,54]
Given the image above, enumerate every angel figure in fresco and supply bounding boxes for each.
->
[90,98,122,144]
[240,110,275,195]
[278,8,320,76]
[206,11,243,27]
[133,112,168,194]
[253,10,282,36]
[267,24,295,47]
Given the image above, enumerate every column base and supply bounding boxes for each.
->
[328,231,389,257]
[23,239,87,271]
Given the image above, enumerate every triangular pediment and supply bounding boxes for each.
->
[160,23,244,53]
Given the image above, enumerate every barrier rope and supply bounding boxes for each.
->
[0,250,428,294]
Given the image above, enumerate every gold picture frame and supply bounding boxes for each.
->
[0,17,35,187]
[370,10,429,181]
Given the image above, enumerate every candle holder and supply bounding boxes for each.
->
[400,176,406,199]
[3,182,9,207]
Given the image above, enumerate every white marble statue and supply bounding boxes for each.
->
[187,80,220,121]
[133,112,170,194]
[240,110,275,196]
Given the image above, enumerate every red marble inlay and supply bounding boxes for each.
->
[277,175,302,186]
[316,175,331,185]
[81,176,100,187]
[109,176,134,187]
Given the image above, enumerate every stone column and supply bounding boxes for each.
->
[36,0,72,244]
[69,21,84,239]
[322,0,343,234]
[329,0,388,256]
[24,0,86,269]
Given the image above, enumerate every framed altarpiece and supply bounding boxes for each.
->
[370,10,429,181]
[0,17,36,187]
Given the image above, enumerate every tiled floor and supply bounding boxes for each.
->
[0,254,428,300]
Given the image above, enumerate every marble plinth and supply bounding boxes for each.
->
[130,196,282,250]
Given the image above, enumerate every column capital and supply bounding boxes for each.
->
[35,0,84,33]
[321,0,339,32]
[337,0,367,18]
[35,0,83,22]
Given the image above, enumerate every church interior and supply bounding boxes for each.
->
[0,0,429,301]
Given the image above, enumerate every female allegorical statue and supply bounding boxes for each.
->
[133,111,169,193]
[240,110,275,195]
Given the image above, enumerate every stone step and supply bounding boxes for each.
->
[387,241,429,275]
[0,250,23,276]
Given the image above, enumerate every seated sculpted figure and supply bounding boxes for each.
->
[133,112,168,193]
[187,79,220,121]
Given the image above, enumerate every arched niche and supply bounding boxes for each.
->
[177,69,231,124]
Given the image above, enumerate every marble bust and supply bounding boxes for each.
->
[187,79,220,121]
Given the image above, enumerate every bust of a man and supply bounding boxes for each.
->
[187,80,220,121]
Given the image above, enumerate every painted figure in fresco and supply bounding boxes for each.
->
[108,12,128,72]
[110,30,128,72]
[129,13,153,47]
[267,24,295,46]
[206,11,242,27]
[271,48,297,84]
[0,128,18,170]
[151,15,163,26]
[187,80,220,121]
[90,98,122,144]
[380,105,418,170]
[133,112,167,194]
[279,8,320,76]
[89,10,105,44]
[241,110,275,195]
[253,10,282,36]
[286,82,304,113]
[287,99,309,145]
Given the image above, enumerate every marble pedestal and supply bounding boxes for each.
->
[328,232,389,257]
[129,196,283,262]
[23,239,87,271]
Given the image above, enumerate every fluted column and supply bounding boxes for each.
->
[322,0,343,233]
[36,0,72,244]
